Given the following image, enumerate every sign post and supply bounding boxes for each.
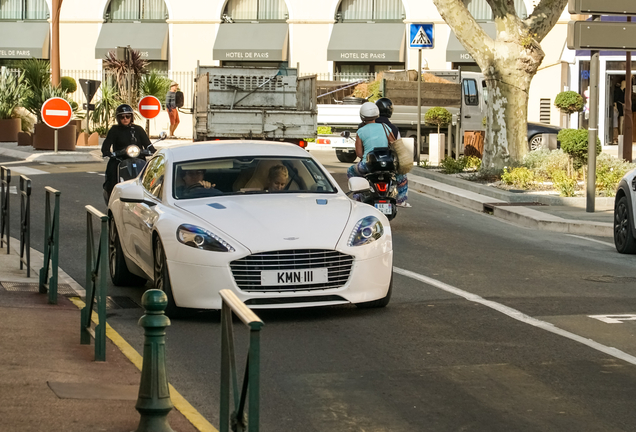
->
[41,98,72,154]
[567,1,636,211]
[409,23,434,165]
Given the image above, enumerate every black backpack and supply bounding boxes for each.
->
[175,91,184,108]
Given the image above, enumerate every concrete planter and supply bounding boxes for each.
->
[0,118,21,142]
[33,123,77,151]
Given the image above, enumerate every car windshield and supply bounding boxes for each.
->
[173,156,337,199]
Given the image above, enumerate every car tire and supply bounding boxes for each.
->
[336,150,357,163]
[154,237,187,318]
[614,195,636,254]
[528,135,544,151]
[356,272,392,309]
[109,218,147,287]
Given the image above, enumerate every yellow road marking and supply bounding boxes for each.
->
[68,297,218,432]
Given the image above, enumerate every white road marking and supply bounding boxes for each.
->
[141,105,160,110]
[9,186,17,195]
[567,234,614,248]
[589,314,636,324]
[45,109,69,116]
[86,171,97,174]
[7,166,49,175]
[394,266,636,366]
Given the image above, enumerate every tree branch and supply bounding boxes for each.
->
[431,0,494,63]
[526,0,568,41]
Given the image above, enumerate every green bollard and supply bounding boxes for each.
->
[135,289,174,432]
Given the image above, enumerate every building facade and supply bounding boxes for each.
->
[0,0,570,140]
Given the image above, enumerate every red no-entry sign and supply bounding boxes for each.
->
[41,98,73,129]
[138,96,162,120]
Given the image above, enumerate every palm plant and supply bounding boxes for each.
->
[0,69,28,120]
[103,49,148,107]
[140,70,172,107]
[92,81,122,134]
[20,58,52,122]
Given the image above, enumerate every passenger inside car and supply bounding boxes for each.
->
[266,165,289,192]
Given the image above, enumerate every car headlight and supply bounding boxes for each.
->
[176,224,235,252]
[126,145,141,158]
[348,216,384,247]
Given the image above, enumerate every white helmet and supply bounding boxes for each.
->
[360,102,380,120]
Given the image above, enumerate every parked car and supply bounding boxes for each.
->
[107,141,394,316]
[527,122,562,151]
[614,168,636,253]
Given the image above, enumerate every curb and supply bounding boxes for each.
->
[408,174,614,238]
[411,166,615,209]
[0,146,102,163]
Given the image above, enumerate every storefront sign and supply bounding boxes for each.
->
[338,52,388,60]
[222,51,271,59]
[0,49,33,58]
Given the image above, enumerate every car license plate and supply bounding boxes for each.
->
[374,203,393,215]
[261,268,329,286]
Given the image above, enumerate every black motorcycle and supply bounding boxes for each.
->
[358,147,399,220]
[103,132,166,205]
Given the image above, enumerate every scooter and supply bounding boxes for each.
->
[103,131,167,205]
[343,132,399,221]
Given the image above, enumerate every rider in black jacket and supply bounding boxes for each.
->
[101,104,153,196]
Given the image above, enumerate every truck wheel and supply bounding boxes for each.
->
[336,150,357,163]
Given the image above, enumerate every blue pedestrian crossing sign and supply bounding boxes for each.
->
[409,23,434,49]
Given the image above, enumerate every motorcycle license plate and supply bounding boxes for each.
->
[374,203,393,215]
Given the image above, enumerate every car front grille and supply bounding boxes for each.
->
[230,249,353,292]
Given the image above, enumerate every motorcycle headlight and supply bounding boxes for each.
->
[348,216,384,247]
[176,224,235,252]
[126,145,141,158]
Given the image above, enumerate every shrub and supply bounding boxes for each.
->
[440,156,466,174]
[501,167,535,189]
[550,170,577,197]
[0,69,27,120]
[558,128,601,169]
[554,91,584,114]
[596,153,636,197]
[139,70,171,107]
[60,76,77,94]
[463,155,482,170]
[425,107,452,134]
[523,148,569,179]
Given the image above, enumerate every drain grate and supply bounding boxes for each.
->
[108,296,140,309]
[583,275,636,283]
[0,282,77,296]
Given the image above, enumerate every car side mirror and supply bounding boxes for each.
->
[159,131,167,140]
[119,183,156,206]
[341,131,351,139]
[348,177,370,193]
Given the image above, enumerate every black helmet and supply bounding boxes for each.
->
[375,98,393,118]
[115,104,134,125]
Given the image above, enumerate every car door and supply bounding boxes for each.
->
[121,155,166,277]
[461,77,484,133]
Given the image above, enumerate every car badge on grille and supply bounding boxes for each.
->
[283,237,299,240]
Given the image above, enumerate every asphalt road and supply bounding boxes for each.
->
[3,150,636,431]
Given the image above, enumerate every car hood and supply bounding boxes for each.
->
[175,194,353,253]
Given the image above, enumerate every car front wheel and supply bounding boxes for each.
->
[614,195,636,254]
[528,135,544,151]
[109,218,147,287]
[154,237,186,317]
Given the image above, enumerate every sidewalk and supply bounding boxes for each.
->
[408,167,614,238]
[0,238,203,432]
[0,139,189,163]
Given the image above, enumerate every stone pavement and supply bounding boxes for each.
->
[0,139,188,163]
[0,238,207,432]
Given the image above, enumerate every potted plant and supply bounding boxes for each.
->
[425,107,452,164]
[27,85,79,151]
[554,91,584,128]
[0,69,28,142]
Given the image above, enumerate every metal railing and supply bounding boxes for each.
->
[81,205,108,361]
[0,167,9,254]
[220,289,264,432]
[301,72,378,83]
[38,187,61,304]
[19,176,31,277]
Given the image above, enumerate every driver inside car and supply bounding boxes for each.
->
[176,168,220,198]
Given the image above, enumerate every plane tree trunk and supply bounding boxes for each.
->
[431,0,568,169]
